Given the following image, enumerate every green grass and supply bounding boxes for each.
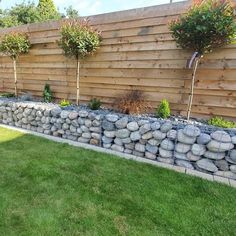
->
[0,127,236,236]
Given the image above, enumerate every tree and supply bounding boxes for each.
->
[37,0,61,21]
[170,0,236,120]
[0,33,31,96]
[0,1,79,28]
[58,20,101,105]
[65,6,79,19]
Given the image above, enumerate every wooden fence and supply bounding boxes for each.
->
[0,1,236,120]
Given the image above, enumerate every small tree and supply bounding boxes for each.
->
[0,32,31,96]
[37,0,60,21]
[170,0,236,120]
[58,20,101,105]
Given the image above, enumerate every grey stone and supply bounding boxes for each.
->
[114,138,123,146]
[160,122,172,133]
[232,136,236,144]
[90,127,101,133]
[148,139,161,146]
[174,152,188,160]
[85,119,92,127]
[127,121,139,131]
[51,108,62,117]
[102,136,113,144]
[207,140,234,152]
[78,110,88,118]
[230,150,236,161]
[145,152,156,160]
[103,143,111,149]
[104,131,115,138]
[62,123,69,130]
[124,149,132,154]
[159,148,173,158]
[167,129,177,140]
[175,160,194,169]
[138,119,149,126]
[146,144,158,154]
[191,144,206,156]
[204,151,225,160]
[60,110,70,119]
[230,165,236,174]
[215,171,236,180]
[105,114,119,122]
[68,111,78,120]
[139,123,151,134]
[160,139,174,151]
[175,143,191,154]
[121,138,131,144]
[153,130,166,140]
[78,118,85,125]
[130,131,141,141]
[135,143,145,153]
[91,133,100,140]
[211,131,231,143]
[116,129,130,139]
[81,125,89,132]
[102,120,115,131]
[215,160,229,171]
[78,137,90,143]
[197,133,211,145]
[187,151,201,161]
[151,122,161,130]
[142,131,153,140]
[125,143,135,150]
[115,117,128,129]
[177,129,196,144]
[196,159,218,172]
[183,125,201,137]
[133,151,144,157]
[92,120,100,127]
[76,128,82,134]
[82,133,91,139]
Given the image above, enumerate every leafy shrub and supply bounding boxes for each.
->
[0,93,15,98]
[208,116,236,128]
[59,99,71,107]
[0,32,31,59]
[58,19,101,60]
[88,98,102,110]
[58,19,101,105]
[43,83,52,103]
[170,0,236,55]
[114,90,150,115]
[170,0,236,120]
[0,32,31,97]
[156,99,171,119]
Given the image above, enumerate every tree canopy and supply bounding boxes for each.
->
[0,1,79,28]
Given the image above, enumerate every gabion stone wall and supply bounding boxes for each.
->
[0,100,236,180]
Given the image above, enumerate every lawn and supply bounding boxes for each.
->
[0,127,236,236]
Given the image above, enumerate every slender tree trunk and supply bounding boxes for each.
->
[187,56,201,120]
[13,59,17,97]
[76,58,80,106]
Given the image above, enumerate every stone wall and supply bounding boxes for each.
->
[0,100,236,180]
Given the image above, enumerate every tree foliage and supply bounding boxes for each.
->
[37,0,61,21]
[58,20,101,60]
[0,1,79,28]
[0,32,31,59]
[170,0,236,55]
